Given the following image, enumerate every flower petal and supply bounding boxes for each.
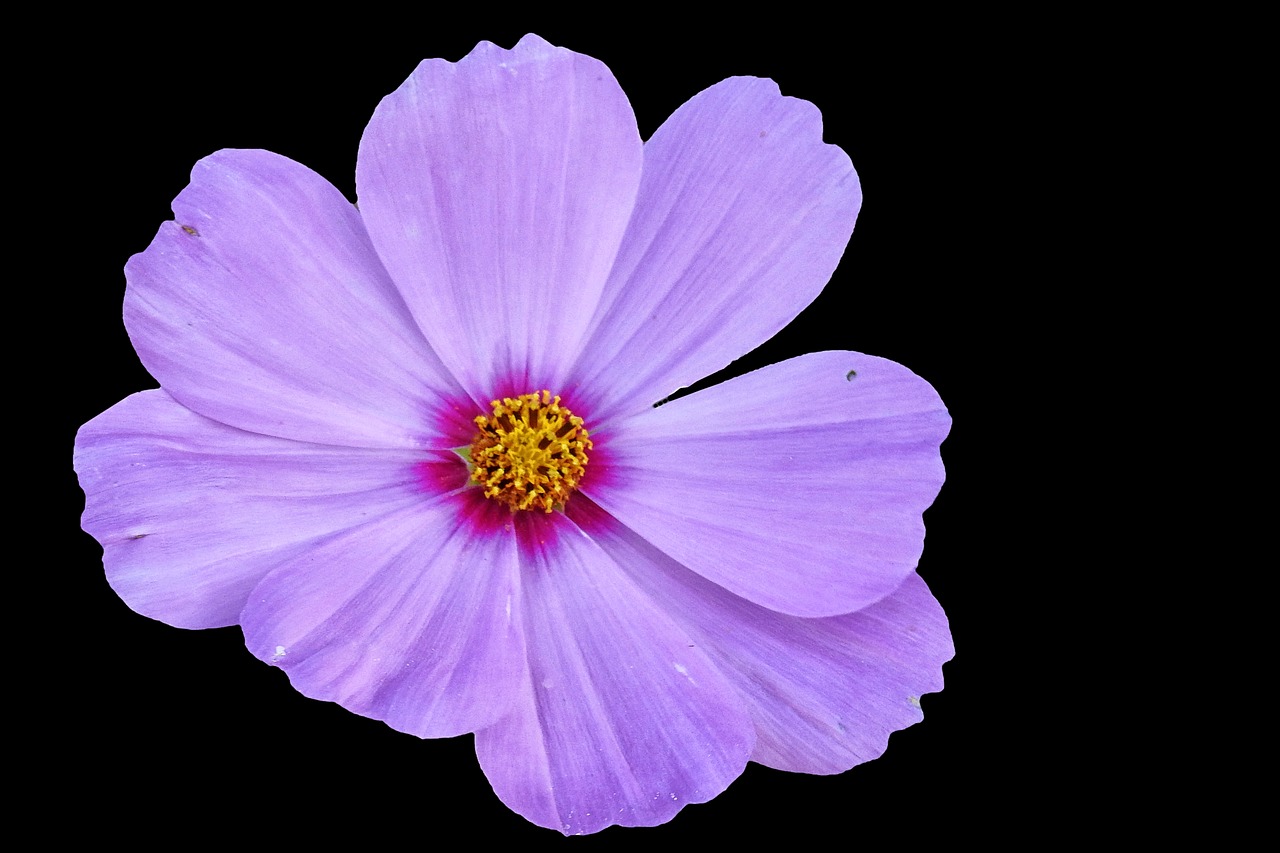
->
[356,34,642,398]
[240,492,524,738]
[125,148,466,449]
[568,498,951,774]
[587,351,949,617]
[74,390,446,628]
[474,511,754,835]
[569,76,861,421]
[740,572,951,773]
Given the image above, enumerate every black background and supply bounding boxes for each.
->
[44,13,1029,846]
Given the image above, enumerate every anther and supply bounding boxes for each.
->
[467,391,592,513]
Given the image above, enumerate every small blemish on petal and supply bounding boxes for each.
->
[126,532,149,540]
[180,224,200,236]
[272,645,287,662]
[846,369,858,381]
[673,662,698,686]
[908,695,922,708]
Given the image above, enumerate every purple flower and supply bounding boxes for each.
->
[74,34,952,834]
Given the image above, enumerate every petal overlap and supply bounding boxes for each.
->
[357,34,643,398]
[569,496,951,774]
[125,148,466,449]
[740,572,951,773]
[570,76,862,422]
[240,493,524,738]
[475,511,754,834]
[587,351,950,617]
[75,390,443,628]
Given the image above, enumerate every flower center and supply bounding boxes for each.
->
[467,391,592,513]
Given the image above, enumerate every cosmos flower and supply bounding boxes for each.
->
[75,34,952,834]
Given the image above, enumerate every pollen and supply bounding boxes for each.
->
[468,391,593,513]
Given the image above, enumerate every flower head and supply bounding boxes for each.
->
[75,35,952,834]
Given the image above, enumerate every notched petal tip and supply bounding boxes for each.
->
[406,34,584,86]
[710,74,860,190]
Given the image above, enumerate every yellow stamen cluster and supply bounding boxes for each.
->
[468,391,592,513]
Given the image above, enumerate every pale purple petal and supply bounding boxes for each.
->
[356,34,642,398]
[474,512,753,835]
[568,496,951,774]
[240,493,524,738]
[569,76,861,422]
[125,148,467,449]
[587,351,949,617]
[74,391,450,628]
[740,573,951,773]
